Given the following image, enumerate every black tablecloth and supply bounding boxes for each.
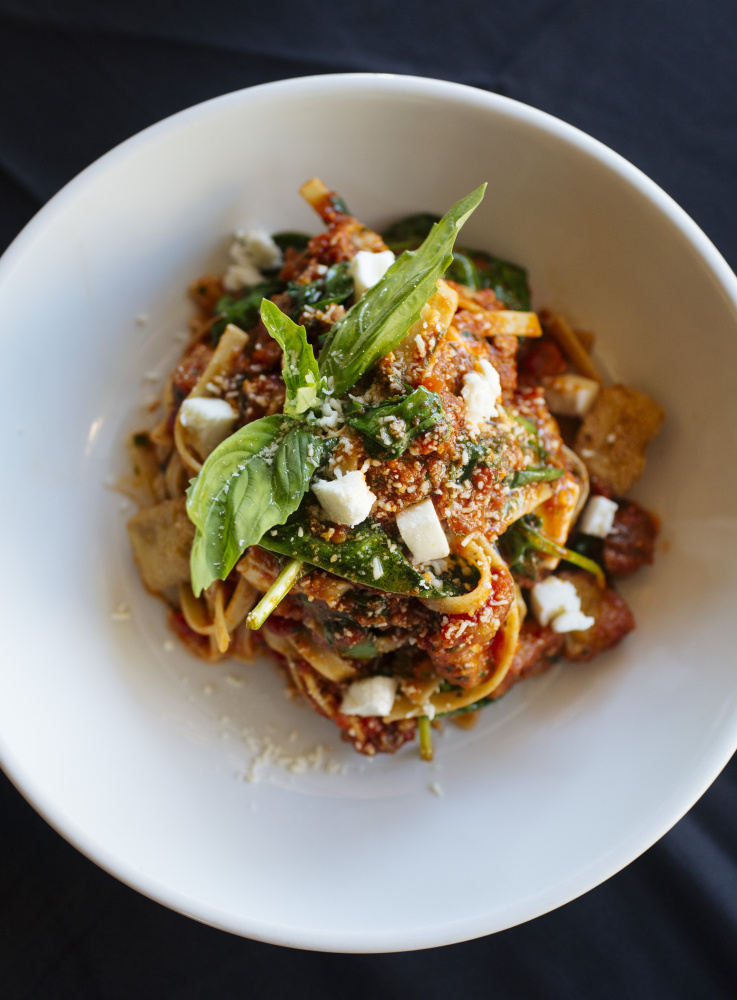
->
[2,2,737,996]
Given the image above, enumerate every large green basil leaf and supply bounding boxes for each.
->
[318,184,486,397]
[211,277,286,343]
[259,512,469,599]
[260,299,321,415]
[345,386,445,459]
[287,262,353,314]
[187,416,334,596]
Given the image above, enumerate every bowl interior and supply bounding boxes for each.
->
[2,75,737,952]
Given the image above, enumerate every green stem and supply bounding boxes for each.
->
[418,716,434,762]
[246,558,304,630]
[520,525,606,588]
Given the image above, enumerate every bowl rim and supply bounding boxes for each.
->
[2,71,737,953]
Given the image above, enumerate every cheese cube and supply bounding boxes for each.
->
[178,397,238,458]
[530,576,583,627]
[550,609,595,633]
[544,374,600,417]
[396,498,450,563]
[348,250,395,298]
[578,495,619,538]
[311,470,376,526]
[461,359,502,433]
[340,676,398,717]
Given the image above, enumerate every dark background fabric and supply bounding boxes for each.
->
[2,1,737,996]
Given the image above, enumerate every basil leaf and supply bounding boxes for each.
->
[211,277,286,343]
[345,386,445,459]
[187,416,334,596]
[272,231,311,253]
[381,212,441,254]
[318,184,486,398]
[287,262,354,314]
[260,513,469,599]
[505,467,564,488]
[260,299,321,415]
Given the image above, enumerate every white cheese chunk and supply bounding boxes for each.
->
[578,495,619,538]
[222,260,263,292]
[222,229,283,291]
[236,229,283,271]
[530,576,592,632]
[340,675,398,717]
[543,374,600,417]
[311,470,376,526]
[348,249,395,298]
[550,609,595,633]
[396,498,450,563]
[461,359,502,433]
[178,397,238,458]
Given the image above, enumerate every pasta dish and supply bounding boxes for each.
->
[125,180,663,760]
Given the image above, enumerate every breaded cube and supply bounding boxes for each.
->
[574,384,664,495]
[127,498,196,592]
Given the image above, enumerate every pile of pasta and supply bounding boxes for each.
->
[124,180,663,757]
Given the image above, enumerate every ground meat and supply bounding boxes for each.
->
[170,342,214,402]
[518,337,567,381]
[294,218,387,270]
[602,500,659,577]
[246,321,283,372]
[336,714,418,756]
[451,314,518,399]
[365,455,436,521]
[189,274,224,313]
[239,372,286,423]
[417,568,515,688]
[491,618,564,699]
[437,464,509,537]
[557,570,635,661]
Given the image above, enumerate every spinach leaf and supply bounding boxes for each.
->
[287,262,353,314]
[260,513,469,599]
[445,252,480,287]
[497,514,544,576]
[381,212,441,254]
[345,386,445,459]
[187,416,335,596]
[498,513,605,585]
[323,622,379,659]
[260,300,321,415]
[272,231,311,253]
[471,251,531,311]
[318,184,486,397]
[451,438,491,482]
[505,467,564,488]
[211,277,286,343]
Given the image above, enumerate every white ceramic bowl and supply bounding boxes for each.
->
[2,74,737,953]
